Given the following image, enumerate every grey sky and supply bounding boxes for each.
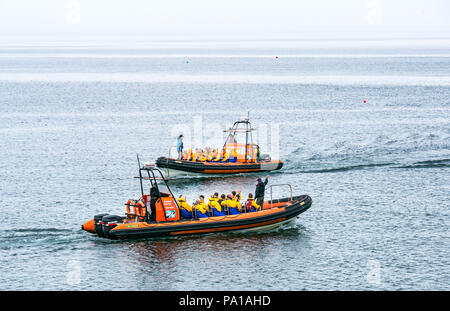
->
[0,0,449,38]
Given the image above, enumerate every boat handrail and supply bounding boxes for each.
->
[223,128,255,133]
[165,146,179,177]
[269,184,293,209]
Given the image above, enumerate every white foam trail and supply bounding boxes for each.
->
[0,73,449,86]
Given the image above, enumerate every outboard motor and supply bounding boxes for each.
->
[94,213,109,237]
[101,215,124,239]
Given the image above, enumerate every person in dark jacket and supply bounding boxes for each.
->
[255,176,269,207]
[149,184,160,221]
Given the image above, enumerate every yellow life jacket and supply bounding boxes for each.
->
[194,202,207,214]
[213,151,221,162]
[178,199,192,212]
[207,152,213,161]
[224,198,236,208]
[208,197,222,212]
[221,150,228,162]
[233,198,243,212]
[200,200,207,210]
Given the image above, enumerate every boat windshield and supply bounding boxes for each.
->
[225,133,237,144]
[154,181,171,196]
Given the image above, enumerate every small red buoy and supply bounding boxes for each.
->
[363,99,367,103]
[275,56,278,59]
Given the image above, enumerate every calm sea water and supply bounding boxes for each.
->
[0,39,449,290]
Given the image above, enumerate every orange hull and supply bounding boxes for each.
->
[82,195,312,240]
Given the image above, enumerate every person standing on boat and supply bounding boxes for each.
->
[255,176,269,207]
[149,184,160,221]
[177,134,184,159]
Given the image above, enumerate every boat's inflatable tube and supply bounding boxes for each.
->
[82,195,311,240]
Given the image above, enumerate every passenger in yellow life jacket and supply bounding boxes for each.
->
[221,149,229,162]
[185,148,192,161]
[199,150,207,162]
[232,190,242,201]
[208,193,226,216]
[193,197,208,218]
[178,195,193,219]
[213,148,221,162]
[219,194,227,207]
[213,149,221,161]
[229,148,238,162]
[245,193,260,212]
[206,193,216,212]
[206,149,214,162]
[209,148,218,162]
[192,149,202,162]
[224,194,240,215]
[181,150,188,160]
[199,195,208,214]
[231,190,243,212]
[201,147,209,160]
[206,149,216,162]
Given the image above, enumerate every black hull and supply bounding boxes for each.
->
[156,157,283,174]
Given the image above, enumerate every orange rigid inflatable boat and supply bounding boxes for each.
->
[156,118,283,176]
[82,165,312,240]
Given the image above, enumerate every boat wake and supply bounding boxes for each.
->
[283,132,450,174]
[0,228,87,250]
[297,162,395,173]
[394,159,450,169]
